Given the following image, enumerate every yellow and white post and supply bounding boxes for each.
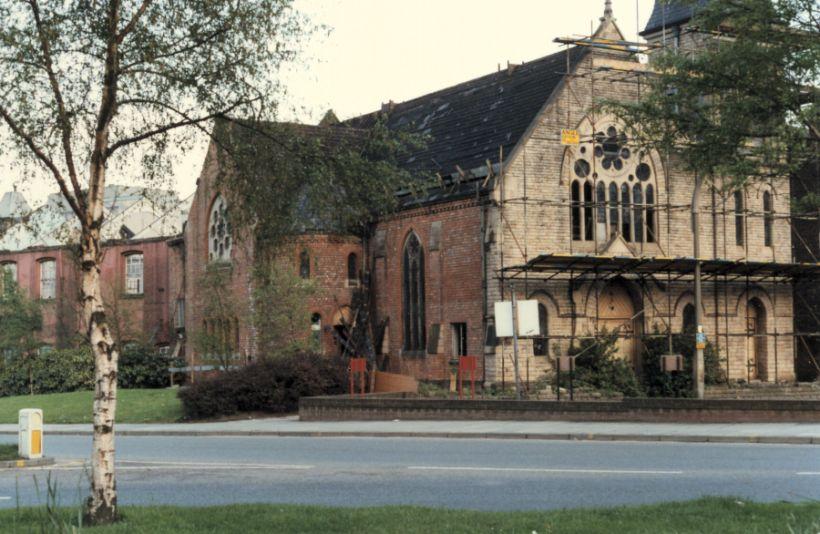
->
[18,409,43,460]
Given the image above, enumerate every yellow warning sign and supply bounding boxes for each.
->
[561,129,580,145]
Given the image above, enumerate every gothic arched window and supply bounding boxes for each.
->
[646,184,656,243]
[621,183,631,242]
[571,180,581,241]
[208,195,231,262]
[402,233,426,352]
[763,191,773,247]
[633,184,644,243]
[608,182,619,237]
[682,303,696,334]
[583,181,594,241]
[347,252,358,285]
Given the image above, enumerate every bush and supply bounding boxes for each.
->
[119,344,182,389]
[546,332,644,397]
[642,331,726,397]
[178,351,347,419]
[0,348,94,397]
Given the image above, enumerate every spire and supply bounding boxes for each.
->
[602,0,614,21]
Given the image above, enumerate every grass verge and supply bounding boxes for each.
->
[0,443,18,461]
[0,389,182,424]
[0,498,818,533]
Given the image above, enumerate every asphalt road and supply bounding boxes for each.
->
[1,435,818,510]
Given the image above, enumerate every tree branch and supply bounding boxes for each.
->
[117,0,152,43]
[28,0,85,211]
[0,103,83,220]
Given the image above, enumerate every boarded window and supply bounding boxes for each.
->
[39,259,56,300]
[402,233,426,353]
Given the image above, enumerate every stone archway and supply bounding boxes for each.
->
[597,281,643,367]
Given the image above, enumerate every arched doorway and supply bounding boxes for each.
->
[597,281,642,366]
[745,298,767,381]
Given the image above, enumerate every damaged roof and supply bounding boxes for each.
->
[641,0,709,36]
[346,46,586,177]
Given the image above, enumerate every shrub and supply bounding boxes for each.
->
[0,348,94,397]
[642,330,726,397]
[119,344,182,389]
[178,351,347,419]
[546,332,644,397]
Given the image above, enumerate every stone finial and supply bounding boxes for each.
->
[602,0,614,20]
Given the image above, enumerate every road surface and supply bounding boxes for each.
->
[1,435,818,510]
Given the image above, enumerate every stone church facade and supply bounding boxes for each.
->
[180,0,812,385]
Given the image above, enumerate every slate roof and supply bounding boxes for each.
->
[345,46,587,177]
[641,0,709,36]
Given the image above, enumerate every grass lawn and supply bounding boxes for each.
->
[0,389,182,424]
[0,498,817,533]
[0,443,18,461]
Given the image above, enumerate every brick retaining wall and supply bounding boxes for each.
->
[299,396,820,423]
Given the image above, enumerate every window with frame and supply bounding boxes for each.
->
[734,190,745,246]
[402,232,426,353]
[533,303,549,356]
[174,298,185,330]
[451,323,468,356]
[347,253,358,286]
[208,195,232,262]
[125,253,144,295]
[1,262,16,294]
[569,123,658,244]
[763,191,773,247]
[39,259,56,300]
[299,249,311,279]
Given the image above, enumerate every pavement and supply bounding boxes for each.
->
[1,416,819,444]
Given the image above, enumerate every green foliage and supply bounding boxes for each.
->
[178,351,346,419]
[192,264,242,369]
[552,332,645,397]
[0,274,43,391]
[119,344,183,390]
[604,0,819,194]
[252,258,316,356]
[3,498,820,534]
[0,348,93,397]
[642,330,727,398]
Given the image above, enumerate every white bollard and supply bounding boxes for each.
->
[18,409,43,460]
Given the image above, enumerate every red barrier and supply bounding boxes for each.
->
[458,356,478,400]
[349,358,367,397]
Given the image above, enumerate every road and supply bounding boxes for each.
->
[1,435,818,510]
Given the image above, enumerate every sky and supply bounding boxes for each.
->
[0,0,656,207]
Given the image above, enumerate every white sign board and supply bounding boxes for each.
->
[494,300,541,338]
[494,301,513,338]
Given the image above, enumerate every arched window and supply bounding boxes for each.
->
[633,184,644,243]
[608,182,619,237]
[402,233,426,352]
[583,181,594,241]
[208,195,231,262]
[310,312,322,350]
[571,180,581,241]
[596,182,607,238]
[621,183,631,242]
[682,303,697,334]
[763,191,773,247]
[645,184,656,243]
[299,249,310,279]
[533,303,549,356]
[734,191,745,246]
[347,252,358,286]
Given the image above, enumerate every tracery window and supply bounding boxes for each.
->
[763,191,773,247]
[402,232,426,353]
[569,124,658,244]
[208,195,231,262]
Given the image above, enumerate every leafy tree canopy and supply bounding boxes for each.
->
[606,0,818,195]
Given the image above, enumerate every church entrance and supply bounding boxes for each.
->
[597,281,642,366]
[745,299,767,381]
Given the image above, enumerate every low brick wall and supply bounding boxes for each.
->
[299,396,820,423]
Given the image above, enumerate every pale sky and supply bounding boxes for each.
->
[0,0,656,206]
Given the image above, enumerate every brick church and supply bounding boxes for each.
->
[2,1,818,385]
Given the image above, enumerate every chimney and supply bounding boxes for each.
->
[380,100,396,113]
